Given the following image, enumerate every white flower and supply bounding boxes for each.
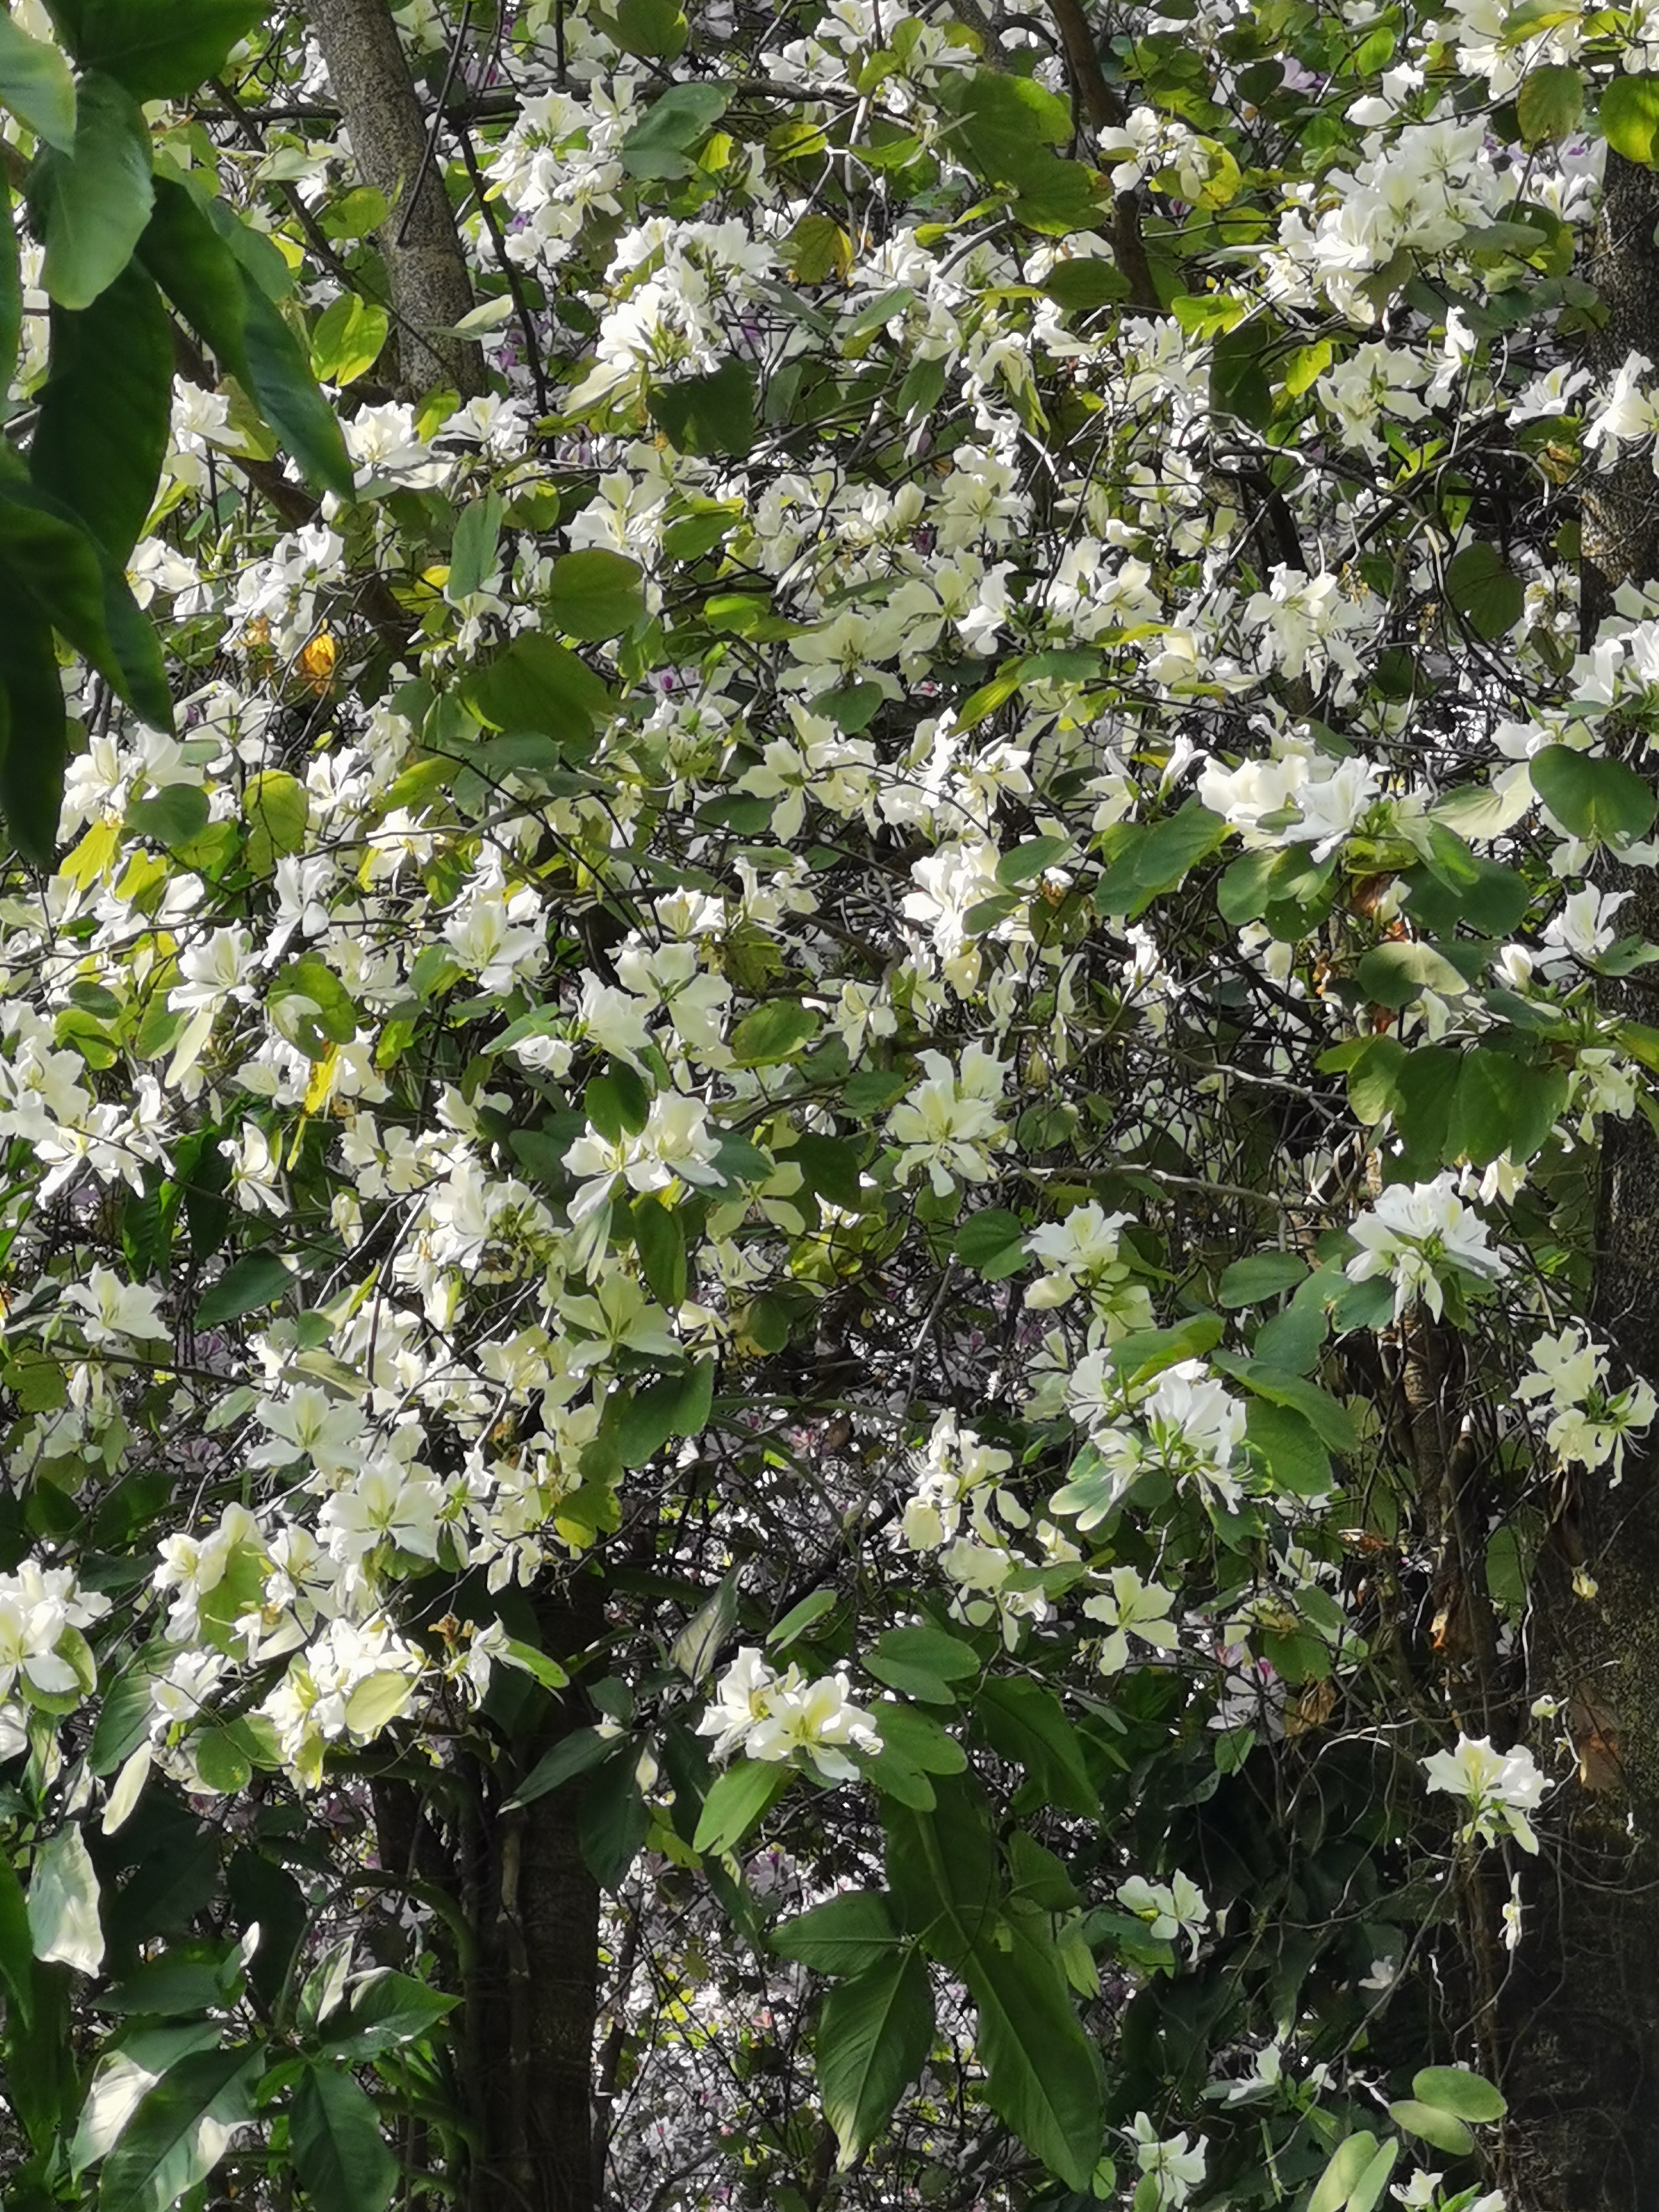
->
[888,1047,1008,1196]
[1128,2111,1207,2208]
[564,1092,725,1222]
[443,884,546,992]
[1541,886,1632,963]
[1119,1871,1211,1957]
[697,1647,778,1763]
[318,1461,448,1564]
[1345,1174,1506,1319]
[1423,1733,1546,1853]
[171,927,256,1013]
[745,1669,881,1783]
[62,1265,168,1346]
[1083,1567,1180,1674]
[696,1649,880,1781]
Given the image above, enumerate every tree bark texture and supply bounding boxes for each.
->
[303,0,483,398]
[464,1581,604,2212]
[1501,147,1659,2212]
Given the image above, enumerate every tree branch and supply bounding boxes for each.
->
[302,0,484,397]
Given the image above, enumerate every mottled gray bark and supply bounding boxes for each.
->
[303,0,483,397]
[1501,147,1659,2212]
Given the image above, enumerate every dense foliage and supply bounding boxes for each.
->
[2,0,1658,2204]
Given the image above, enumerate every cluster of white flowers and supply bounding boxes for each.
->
[0,1559,107,1756]
[1061,1359,1250,1517]
[1518,1327,1657,1484]
[1024,1203,1153,1338]
[697,1649,882,1783]
[1345,1176,1507,1320]
[900,1412,1078,1643]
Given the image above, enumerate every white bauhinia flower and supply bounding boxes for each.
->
[62,1264,169,1345]
[1423,1733,1547,1853]
[1344,1174,1506,1319]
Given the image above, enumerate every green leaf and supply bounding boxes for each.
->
[1387,2098,1475,2156]
[28,1827,103,1975]
[578,1745,650,1889]
[1245,1397,1332,1497]
[730,999,820,1066]
[974,1679,1098,1814]
[620,82,729,178]
[1042,258,1130,312]
[1094,802,1228,916]
[544,548,646,640]
[1444,543,1523,640]
[309,289,389,387]
[1518,63,1583,143]
[290,2063,395,2212]
[139,177,353,498]
[195,1250,290,1329]
[506,1725,614,1808]
[269,956,359,1057]
[465,630,612,737]
[616,1360,713,1468]
[632,1194,688,1309]
[1212,320,1274,429]
[876,1702,967,1776]
[0,468,172,730]
[90,1659,161,1775]
[191,1727,251,1794]
[670,1571,739,1685]
[1356,939,1470,1009]
[0,180,19,399]
[0,604,69,865]
[244,768,310,874]
[773,1892,907,1976]
[30,261,172,566]
[1217,1252,1307,1307]
[126,783,209,852]
[55,0,264,101]
[934,67,1100,230]
[1530,744,1657,846]
[324,1971,458,2060]
[954,1208,1027,1278]
[98,2045,261,2212]
[1308,2134,1381,2212]
[34,70,152,310]
[998,834,1071,886]
[614,0,688,58]
[0,1853,36,2023]
[648,358,757,457]
[866,1625,980,1704]
[1601,72,1659,166]
[694,1758,790,1855]
[1346,2139,1400,2212]
[1213,1356,1359,1450]
[1448,1049,1566,1167]
[769,1587,837,1648]
[817,1948,934,2166]
[445,490,504,606]
[882,1783,1000,1969]
[962,1916,1104,2191]
[793,1134,865,1211]
[1411,2066,1506,2123]
[0,12,76,150]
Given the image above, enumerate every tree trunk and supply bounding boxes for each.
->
[1501,147,1659,2212]
[464,1583,604,2212]
[303,0,483,398]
